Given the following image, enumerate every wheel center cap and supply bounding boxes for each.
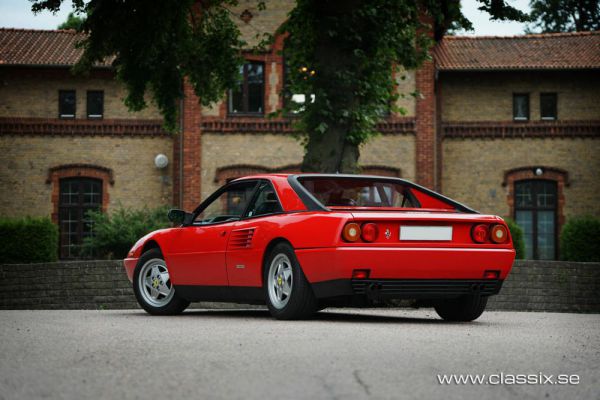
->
[277,276,282,286]
[152,277,160,288]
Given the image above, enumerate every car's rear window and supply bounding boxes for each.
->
[298,177,419,208]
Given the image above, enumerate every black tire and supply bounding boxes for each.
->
[434,295,488,322]
[263,242,317,320]
[133,248,190,315]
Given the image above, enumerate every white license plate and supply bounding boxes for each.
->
[399,226,453,241]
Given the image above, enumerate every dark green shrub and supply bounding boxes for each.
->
[82,206,171,259]
[560,216,600,262]
[0,217,58,263]
[505,218,525,259]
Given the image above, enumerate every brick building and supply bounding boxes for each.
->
[1,5,599,260]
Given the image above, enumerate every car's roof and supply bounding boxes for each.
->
[232,173,404,181]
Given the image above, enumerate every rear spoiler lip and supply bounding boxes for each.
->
[287,174,479,214]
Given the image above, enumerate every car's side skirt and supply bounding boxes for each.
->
[175,279,504,305]
[174,285,265,304]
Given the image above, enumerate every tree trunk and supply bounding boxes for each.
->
[301,128,360,173]
[299,0,361,174]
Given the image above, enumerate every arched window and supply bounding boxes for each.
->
[503,166,568,260]
[514,180,557,260]
[47,164,113,258]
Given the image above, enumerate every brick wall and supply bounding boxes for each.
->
[0,67,161,120]
[0,261,137,310]
[488,260,600,313]
[0,136,173,218]
[440,70,600,122]
[1,260,597,312]
[441,138,600,218]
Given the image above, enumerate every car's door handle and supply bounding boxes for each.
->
[220,231,227,237]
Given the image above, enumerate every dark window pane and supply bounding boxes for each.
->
[87,91,104,118]
[515,210,534,259]
[537,211,555,260]
[513,93,529,120]
[195,181,257,224]
[536,181,556,208]
[514,179,557,260]
[245,182,282,217]
[58,178,102,259]
[540,93,557,120]
[515,181,533,207]
[228,62,264,114]
[59,90,76,118]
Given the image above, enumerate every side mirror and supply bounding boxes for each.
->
[168,209,194,226]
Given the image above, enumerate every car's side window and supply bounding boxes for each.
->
[245,182,283,218]
[195,181,257,225]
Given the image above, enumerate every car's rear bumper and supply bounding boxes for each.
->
[123,257,138,282]
[311,278,503,299]
[295,246,515,282]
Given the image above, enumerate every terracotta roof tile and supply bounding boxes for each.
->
[2,28,599,71]
[0,28,112,67]
[434,31,600,71]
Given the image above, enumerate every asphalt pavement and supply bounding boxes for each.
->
[0,308,598,400]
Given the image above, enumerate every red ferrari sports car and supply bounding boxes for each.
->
[123,174,515,321]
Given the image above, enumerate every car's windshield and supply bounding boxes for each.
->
[298,177,419,208]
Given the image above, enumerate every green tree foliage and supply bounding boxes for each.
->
[32,0,528,173]
[527,0,600,33]
[58,12,85,30]
[82,206,171,259]
[504,218,525,260]
[560,216,600,262]
[0,217,58,263]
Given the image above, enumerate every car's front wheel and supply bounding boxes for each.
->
[434,295,488,322]
[133,248,190,315]
[264,242,317,320]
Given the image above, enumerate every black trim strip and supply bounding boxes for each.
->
[174,285,264,304]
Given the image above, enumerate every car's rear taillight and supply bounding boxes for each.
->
[471,224,488,243]
[361,223,379,242]
[490,224,508,243]
[342,223,361,242]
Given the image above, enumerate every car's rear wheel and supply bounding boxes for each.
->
[133,248,190,315]
[434,295,488,322]
[264,242,317,320]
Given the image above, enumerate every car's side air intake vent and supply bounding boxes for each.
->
[229,228,255,249]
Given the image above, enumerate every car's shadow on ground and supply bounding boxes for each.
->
[123,308,482,325]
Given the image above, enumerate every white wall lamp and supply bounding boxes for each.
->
[154,154,169,169]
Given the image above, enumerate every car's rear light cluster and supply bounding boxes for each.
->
[471,223,509,244]
[342,222,380,242]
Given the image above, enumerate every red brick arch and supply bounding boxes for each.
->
[47,164,113,223]
[502,166,569,228]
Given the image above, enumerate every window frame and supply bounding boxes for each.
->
[58,177,103,259]
[540,92,557,121]
[86,90,104,119]
[512,93,529,121]
[192,180,261,226]
[513,179,558,260]
[59,90,76,119]
[243,181,284,219]
[227,61,265,116]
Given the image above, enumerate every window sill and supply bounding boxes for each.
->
[227,113,265,118]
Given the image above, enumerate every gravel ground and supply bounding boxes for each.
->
[0,309,598,400]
